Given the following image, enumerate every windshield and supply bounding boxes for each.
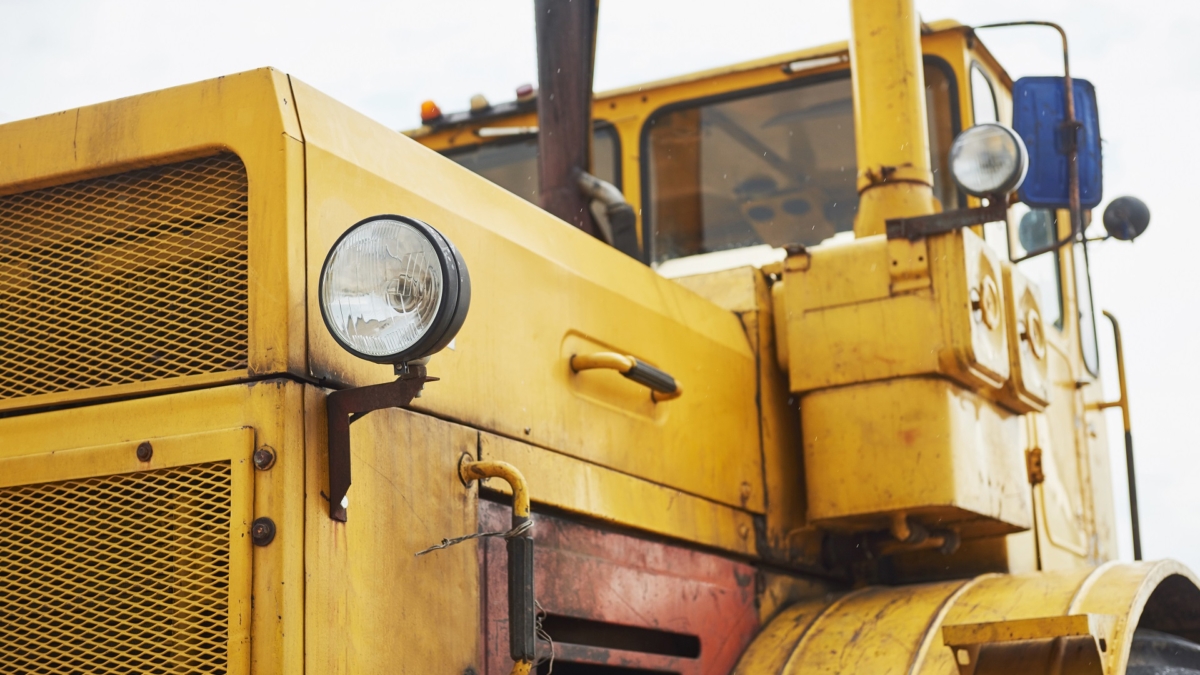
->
[644,61,958,264]
[443,125,620,205]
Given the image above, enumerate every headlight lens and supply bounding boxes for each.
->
[949,123,1029,197]
[319,215,470,364]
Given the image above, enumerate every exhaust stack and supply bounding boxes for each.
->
[848,0,937,236]
[534,0,600,237]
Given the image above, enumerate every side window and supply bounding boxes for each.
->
[971,64,999,125]
[1075,241,1100,375]
[445,135,539,202]
[644,62,958,265]
[925,60,960,212]
[645,76,857,264]
[1012,205,1065,331]
[443,125,620,205]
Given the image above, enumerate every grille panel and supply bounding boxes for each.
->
[0,154,249,401]
[0,462,232,674]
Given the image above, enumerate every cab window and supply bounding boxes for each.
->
[971,63,998,124]
[444,125,620,204]
[1012,206,1065,331]
[644,61,959,265]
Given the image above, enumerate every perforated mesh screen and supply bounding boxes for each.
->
[0,462,232,674]
[0,154,249,401]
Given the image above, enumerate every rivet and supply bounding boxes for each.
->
[136,441,153,462]
[253,446,277,471]
[251,517,277,546]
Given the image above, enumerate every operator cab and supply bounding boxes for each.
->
[407,20,1129,379]
[408,22,973,275]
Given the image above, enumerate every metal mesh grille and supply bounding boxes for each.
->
[0,154,249,401]
[0,462,232,674]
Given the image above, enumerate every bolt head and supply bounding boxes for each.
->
[251,517,276,546]
[136,442,153,462]
[252,447,276,471]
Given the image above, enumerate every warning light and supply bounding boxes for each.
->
[420,100,443,123]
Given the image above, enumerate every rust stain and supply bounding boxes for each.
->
[479,501,757,675]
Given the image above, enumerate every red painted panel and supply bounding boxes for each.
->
[481,501,759,675]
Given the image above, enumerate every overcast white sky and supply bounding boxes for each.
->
[2,0,1196,572]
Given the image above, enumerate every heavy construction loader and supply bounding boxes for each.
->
[1,1,1196,674]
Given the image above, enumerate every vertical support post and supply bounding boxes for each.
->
[534,0,599,236]
[1102,310,1142,560]
[848,0,936,239]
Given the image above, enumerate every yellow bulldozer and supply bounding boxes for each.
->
[1,1,1196,674]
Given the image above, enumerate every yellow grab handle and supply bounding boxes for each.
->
[570,352,683,401]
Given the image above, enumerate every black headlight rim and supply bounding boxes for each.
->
[317,213,471,365]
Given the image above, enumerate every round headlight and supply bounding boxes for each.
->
[949,123,1029,197]
[319,215,471,364]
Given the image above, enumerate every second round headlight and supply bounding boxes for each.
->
[318,215,471,365]
[949,123,1029,198]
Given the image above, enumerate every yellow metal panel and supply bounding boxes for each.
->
[291,76,763,512]
[303,401,482,674]
[479,431,757,557]
[0,380,307,675]
[1071,561,1200,675]
[997,262,1051,412]
[783,228,1010,394]
[250,381,308,675]
[1031,396,1094,569]
[671,266,762,314]
[787,581,966,674]
[746,271,810,564]
[0,68,307,412]
[660,266,812,562]
[732,598,838,675]
[0,427,255,675]
[801,377,1029,536]
[941,568,1097,628]
[738,564,1200,675]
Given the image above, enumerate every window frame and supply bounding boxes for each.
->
[440,119,624,197]
[637,56,961,265]
[1074,238,1102,376]
[969,61,1000,125]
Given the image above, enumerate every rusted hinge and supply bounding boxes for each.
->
[1025,448,1045,486]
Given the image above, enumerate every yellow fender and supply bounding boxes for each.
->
[735,561,1200,674]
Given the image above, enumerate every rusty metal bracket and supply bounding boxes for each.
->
[325,365,433,521]
[885,199,1008,241]
[943,614,1116,675]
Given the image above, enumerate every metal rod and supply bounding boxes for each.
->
[1102,310,1142,560]
[1125,428,1142,561]
[972,21,1083,246]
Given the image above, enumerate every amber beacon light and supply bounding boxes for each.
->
[318,215,471,365]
